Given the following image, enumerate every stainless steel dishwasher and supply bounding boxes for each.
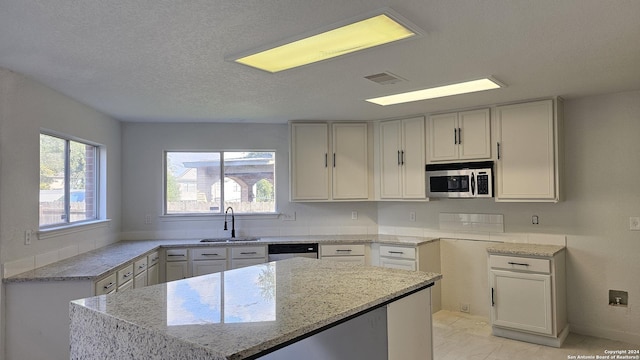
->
[268,243,318,261]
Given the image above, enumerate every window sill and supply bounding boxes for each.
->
[38,219,112,240]
[159,213,280,222]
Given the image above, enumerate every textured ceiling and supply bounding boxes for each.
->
[1,0,639,124]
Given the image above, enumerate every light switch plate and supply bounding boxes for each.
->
[630,217,640,231]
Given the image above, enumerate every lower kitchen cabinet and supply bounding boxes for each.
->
[191,247,228,276]
[488,249,567,347]
[320,244,366,264]
[230,245,267,269]
[372,240,441,313]
[165,248,190,281]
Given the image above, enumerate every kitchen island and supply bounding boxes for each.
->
[70,257,441,360]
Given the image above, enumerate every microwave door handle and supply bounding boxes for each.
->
[471,172,476,196]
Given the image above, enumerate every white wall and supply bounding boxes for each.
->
[0,67,122,359]
[378,90,640,344]
[120,122,378,240]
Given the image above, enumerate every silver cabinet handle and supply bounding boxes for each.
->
[458,127,462,144]
[333,153,336,168]
[325,153,328,167]
[240,252,257,255]
[336,249,352,252]
[389,251,404,254]
[202,253,220,256]
[400,150,405,165]
[497,142,501,159]
[103,282,115,290]
[454,128,458,144]
[123,272,133,278]
[397,150,401,166]
[138,264,146,269]
[167,254,185,257]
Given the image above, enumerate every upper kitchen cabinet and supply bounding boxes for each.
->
[494,99,562,202]
[379,117,426,199]
[427,109,491,163]
[290,122,370,201]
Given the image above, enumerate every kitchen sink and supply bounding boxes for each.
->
[200,237,260,243]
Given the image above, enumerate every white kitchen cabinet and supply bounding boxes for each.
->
[494,99,561,202]
[320,243,366,264]
[191,247,228,276]
[165,248,190,281]
[379,117,426,199]
[230,245,267,269]
[133,257,148,289]
[290,122,369,201]
[428,109,491,162]
[147,251,160,286]
[373,241,441,312]
[488,250,567,347]
[116,263,134,291]
[95,272,117,295]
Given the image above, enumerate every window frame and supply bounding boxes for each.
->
[163,150,277,216]
[39,131,101,229]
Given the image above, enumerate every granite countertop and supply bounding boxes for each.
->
[486,242,565,257]
[70,258,441,360]
[4,235,439,283]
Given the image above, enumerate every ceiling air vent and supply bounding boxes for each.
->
[364,72,405,85]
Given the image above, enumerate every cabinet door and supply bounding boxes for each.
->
[192,259,227,277]
[166,261,189,282]
[290,123,330,200]
[401,117,426,198]
[147,264,159,286]
[458,109,491,160]
[332,123,369,200]
[379,120,403,199]
[231,258,266,269]
[495,100,557,201]
[490,270,553,335]
[428,113,458,162]
[134,271,147,289]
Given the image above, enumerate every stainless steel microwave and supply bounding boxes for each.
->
[426,162,493,198]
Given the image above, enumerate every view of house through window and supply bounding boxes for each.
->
[166,151,275,214]
[39,133,98,227]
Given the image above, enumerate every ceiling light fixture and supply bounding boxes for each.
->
[229,9,422,73]
[366,78,504,106]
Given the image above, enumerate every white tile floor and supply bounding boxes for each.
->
[433,310,639,360]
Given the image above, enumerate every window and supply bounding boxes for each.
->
[39,133,99,227]
[165,151,275,214]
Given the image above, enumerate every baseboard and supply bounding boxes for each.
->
[570,323,640,345]
[492,325,569,348]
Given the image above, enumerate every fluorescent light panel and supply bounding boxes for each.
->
[366,78,503,106]
[233,12,418,73]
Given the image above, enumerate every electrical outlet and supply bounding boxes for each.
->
[409,212,416,222]
[460,303,470,313]
[145,214,152,224]
[532,215,539,225]
[630,217,640,231]
[282,212,296,221]
[351,211,358,220]
[25,230,32,245]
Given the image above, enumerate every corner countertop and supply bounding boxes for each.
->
[70,258,442,360]
[4,235,439,283]
[486,243,565,257]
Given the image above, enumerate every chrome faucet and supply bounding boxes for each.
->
[224,206,235,238]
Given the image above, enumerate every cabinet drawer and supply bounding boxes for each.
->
[380,258,416,271]
[380,245,416,260]
[489,255,550,273]
[321,244,365,257]
[134,258,148,276]
[117,263,134,286]
[192,247,227,260]
[147,251,160,266]
[231,246,266,259]
[165,248,189,261]
[95,273,117,295]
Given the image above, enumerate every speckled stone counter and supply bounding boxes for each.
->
[486,242,565,257]
[4,235,438,283]
[70,258,441,360]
